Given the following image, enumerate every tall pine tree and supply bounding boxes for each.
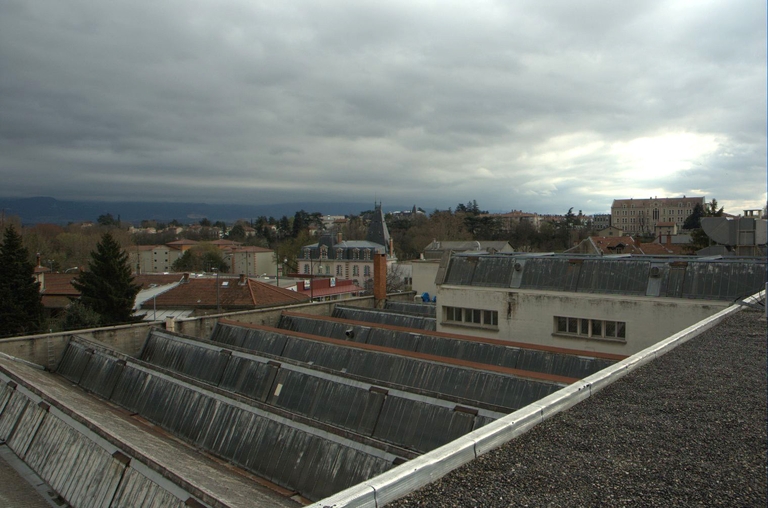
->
[73,232,140,325]
[0,226,45,337]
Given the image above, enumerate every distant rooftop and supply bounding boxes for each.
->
[440,253,766,301]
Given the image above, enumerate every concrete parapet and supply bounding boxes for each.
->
[0,292,415,367]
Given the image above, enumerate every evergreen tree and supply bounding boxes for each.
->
[0,226,45,337]
[73,232,140,325]
[228,224,247,242]
[684,199,725,253]
[683,203,705,230]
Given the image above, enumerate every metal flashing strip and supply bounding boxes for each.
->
[309,289,765,508]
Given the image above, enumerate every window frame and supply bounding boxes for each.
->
[442,305,499,330]
[553,315,626,343]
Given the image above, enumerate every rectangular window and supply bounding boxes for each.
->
[445,306,461,322]
[443,306,498,329]
[554,316,626,342]
[466,308,482,324]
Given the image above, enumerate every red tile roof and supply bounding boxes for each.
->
[149,277,308,310]
[41,274,80,296]
[589,236,643,255]
[638,242,689,255]
[295,278,363,298]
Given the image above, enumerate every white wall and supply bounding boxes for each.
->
[436,285,729,355]
[411,260,440,299]
[254,252,277,276]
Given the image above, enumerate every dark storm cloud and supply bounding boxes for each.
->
[0,0,764,215]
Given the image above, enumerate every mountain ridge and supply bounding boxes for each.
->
[0,196,414,225]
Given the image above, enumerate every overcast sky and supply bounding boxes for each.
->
[1,0,765,214]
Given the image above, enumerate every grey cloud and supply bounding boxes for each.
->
[0,0,764,215]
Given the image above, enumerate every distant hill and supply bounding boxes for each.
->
[0,197,411,225]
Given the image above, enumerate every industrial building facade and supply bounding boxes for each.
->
[435,253,765,355]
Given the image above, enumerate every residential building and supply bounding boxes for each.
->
[654,221,678,237]
[592,213,611,230]
[485,210,541,231]
[300,204,394,286]
[129,239,276,276]
[224,246,276,277]
[596,226,624,237]
[611,196,704,235]
[129,244,183,273]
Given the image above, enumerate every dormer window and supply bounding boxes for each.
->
[303,248,310,260]
[320,246,328,259]
[353,248,360,260]
[363,249,371,260]
[336,248,343,259]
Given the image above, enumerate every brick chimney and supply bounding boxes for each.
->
[373,253,387,308]
[239,273,247,285]
[182,273,190,283]
[337,232,343,244]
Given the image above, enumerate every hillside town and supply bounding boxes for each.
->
[0,195,765,333]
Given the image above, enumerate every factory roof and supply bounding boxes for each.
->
[388,309,766,507]
[440,253,766,301]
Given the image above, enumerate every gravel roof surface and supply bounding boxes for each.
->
[389,310,767,508]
